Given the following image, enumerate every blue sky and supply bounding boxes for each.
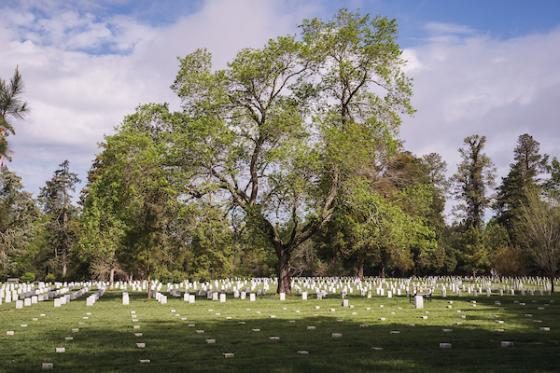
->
[4,1,560,51]
[1,0,559,220]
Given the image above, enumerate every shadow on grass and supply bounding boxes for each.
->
[1,292,558,373]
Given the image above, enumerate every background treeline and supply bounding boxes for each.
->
[1,10,559,291]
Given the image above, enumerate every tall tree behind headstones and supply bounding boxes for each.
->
[451,135,496,275]
[495,133,547,245]
[170,9,414,293]
[39,160,80,279]
[518,190,560,293]
[0,167,39,276]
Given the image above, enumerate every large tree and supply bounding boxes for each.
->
[0,67,28,164]
[495,133,547,244]
[451,135,495,275]
[452,135,495,229]
[39,160,80,278]
[170,9,413,293]
[518,191,560,293]
[544,157,560,199]
[0,167,39,276]
[80,105,180,288]
[80,104,239,290]
[327,174,436,279]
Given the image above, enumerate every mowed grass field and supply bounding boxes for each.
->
[0,291,559,372]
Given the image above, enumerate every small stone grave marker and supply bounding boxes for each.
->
[500,341,514,348]
[41,362,54,370]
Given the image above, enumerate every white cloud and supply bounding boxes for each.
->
[402,28,560,219]
[1,0,315,195]
[1,0,559,224]
[425,22,476,35]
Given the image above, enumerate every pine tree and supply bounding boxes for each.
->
[39,160,80,278]
[451,135,496,275]
[495,134,547,244]
[452,135,495,229]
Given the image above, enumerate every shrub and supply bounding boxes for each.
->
[20,272,36,283]
[494,246,526,276]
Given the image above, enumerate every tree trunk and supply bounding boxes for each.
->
[355,254,365,280]
[61,254,67,278]
[276,249,292,294]
[550,274,555,294]
[147,277,153,299]
[0,128,5,167]
[379,263,385,278]
[110,268,115,284]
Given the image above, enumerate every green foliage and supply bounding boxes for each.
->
[79,104,242,282]
[544,157,560,199]
[493,246,526,276]
[0,67,28,160]
[170,9,414,292]
[0,167,39,277]
[6,10,560,283]
[20,271,35,283]
[452,135,495,229]
[38,160,81,279]
[319,166,438,278]
[80,104,178,281]
[517,190,560,291]
[495,134,547,245]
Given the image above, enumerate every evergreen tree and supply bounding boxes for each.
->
[452,135,495,229]
[39,160,80,278]
[544,157,560,199]
[419,153,449,273]
[495,134,547,244]
[451,135,495,275]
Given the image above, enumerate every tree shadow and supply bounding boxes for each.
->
[0,293,558,372]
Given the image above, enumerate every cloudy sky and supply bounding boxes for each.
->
[1,0,560,213]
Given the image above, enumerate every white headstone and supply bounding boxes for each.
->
[415,295,424,309]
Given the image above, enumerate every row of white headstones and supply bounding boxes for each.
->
[0,281,113,309]
[0,276,555,311]
[108,276,554,298]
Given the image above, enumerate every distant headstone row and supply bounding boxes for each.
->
[1,276,556,310]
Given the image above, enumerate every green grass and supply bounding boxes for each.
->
[1,291,559,372]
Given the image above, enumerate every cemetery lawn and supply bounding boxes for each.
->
[1,292,559,373]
